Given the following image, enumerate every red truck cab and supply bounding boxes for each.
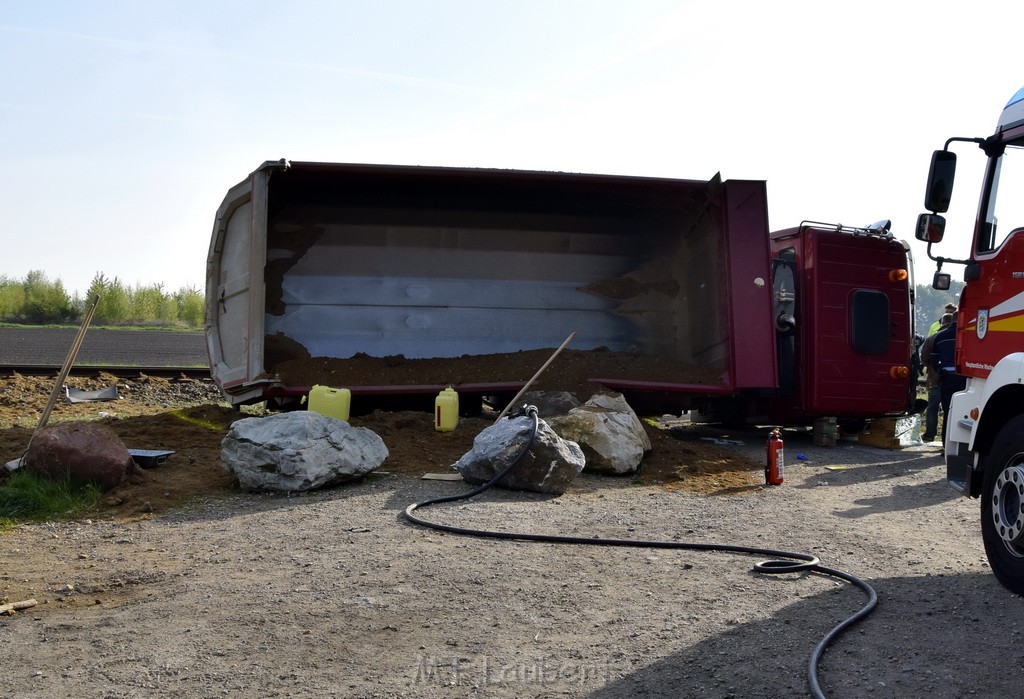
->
[917,84,1024,593]
[762,222,915,425]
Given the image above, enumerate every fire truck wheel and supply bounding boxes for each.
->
[981,415,1024,595]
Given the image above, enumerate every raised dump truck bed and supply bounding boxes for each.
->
[206,160,778,409]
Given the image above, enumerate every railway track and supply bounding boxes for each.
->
[0,364,213,379]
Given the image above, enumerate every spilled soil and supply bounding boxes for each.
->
[0,368,759,524]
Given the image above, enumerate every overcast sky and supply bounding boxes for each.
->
[3,0,1022,298]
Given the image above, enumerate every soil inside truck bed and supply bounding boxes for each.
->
[269,346,724,396]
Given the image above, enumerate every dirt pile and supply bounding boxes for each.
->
[0,372,224,428]
[0,372,761,522]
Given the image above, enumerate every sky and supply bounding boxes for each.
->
[3,0,1023,298]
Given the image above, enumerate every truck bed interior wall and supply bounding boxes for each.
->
[259,164,740,374]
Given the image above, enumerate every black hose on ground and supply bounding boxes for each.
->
[403,405,877,699]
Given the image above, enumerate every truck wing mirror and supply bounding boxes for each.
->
[915,213,945,243]
[932,271,952,291]
[924,150,956,213]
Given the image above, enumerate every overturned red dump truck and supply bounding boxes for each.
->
[206,160,915,423]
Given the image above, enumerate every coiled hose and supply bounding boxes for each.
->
[403,405,877,699]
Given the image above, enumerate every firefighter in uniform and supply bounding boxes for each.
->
[919,313,952,442]
[929,314,966,450]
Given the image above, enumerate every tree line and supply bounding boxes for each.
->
[0,271,204,327]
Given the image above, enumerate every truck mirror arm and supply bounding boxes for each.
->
[920,137,996,285]
[925,248,972,267]
[926,255,973,291]
[943,135,988,151]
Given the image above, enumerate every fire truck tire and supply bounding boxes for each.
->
[981,415,1024,595]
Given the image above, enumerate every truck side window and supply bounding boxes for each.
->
[850,289,889,355]
[981,142,1024,254]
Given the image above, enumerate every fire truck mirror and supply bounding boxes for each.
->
[924,149,957,213]
[932,271,952,291]
[915,213,945,243]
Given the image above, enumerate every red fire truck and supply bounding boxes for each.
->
[918,85,1024,593]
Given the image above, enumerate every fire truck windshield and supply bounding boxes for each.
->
[980,141,1024,254]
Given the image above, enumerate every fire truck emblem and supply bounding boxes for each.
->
[977,309,989,340]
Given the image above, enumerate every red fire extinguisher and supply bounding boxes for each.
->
[765,428,784,485]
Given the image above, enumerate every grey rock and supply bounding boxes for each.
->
[548,392,651,475]
[518,390,582,417]
[453,414,584,495]
[221,411,388,492]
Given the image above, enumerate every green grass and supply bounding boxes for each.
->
[0,470,103,528]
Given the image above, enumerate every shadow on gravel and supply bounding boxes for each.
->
[831,479,960,519]
[156,473,411,524]
[157,470,565,526]
[157,469,654,526]
[789,450,943,487]
[586,570,1017,699]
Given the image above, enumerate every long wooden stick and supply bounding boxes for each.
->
[12,294,99,470]
[11,295,104,472]
[34,294,100,435]
[496,331,576,421]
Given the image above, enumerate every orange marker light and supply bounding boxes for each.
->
[889,366,910,379]
[888,269,909,282]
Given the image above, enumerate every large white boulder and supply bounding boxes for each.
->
[548,392,651,475]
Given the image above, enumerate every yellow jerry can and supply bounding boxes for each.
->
[435,387,459,432]
[303,384,351,421]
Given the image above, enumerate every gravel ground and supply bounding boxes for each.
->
[2,422,1021,699]
[1,327,1020,698]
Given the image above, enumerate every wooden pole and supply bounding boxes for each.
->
[496,331,575,421]
[16,295,102,469]
[34,295,100,434]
